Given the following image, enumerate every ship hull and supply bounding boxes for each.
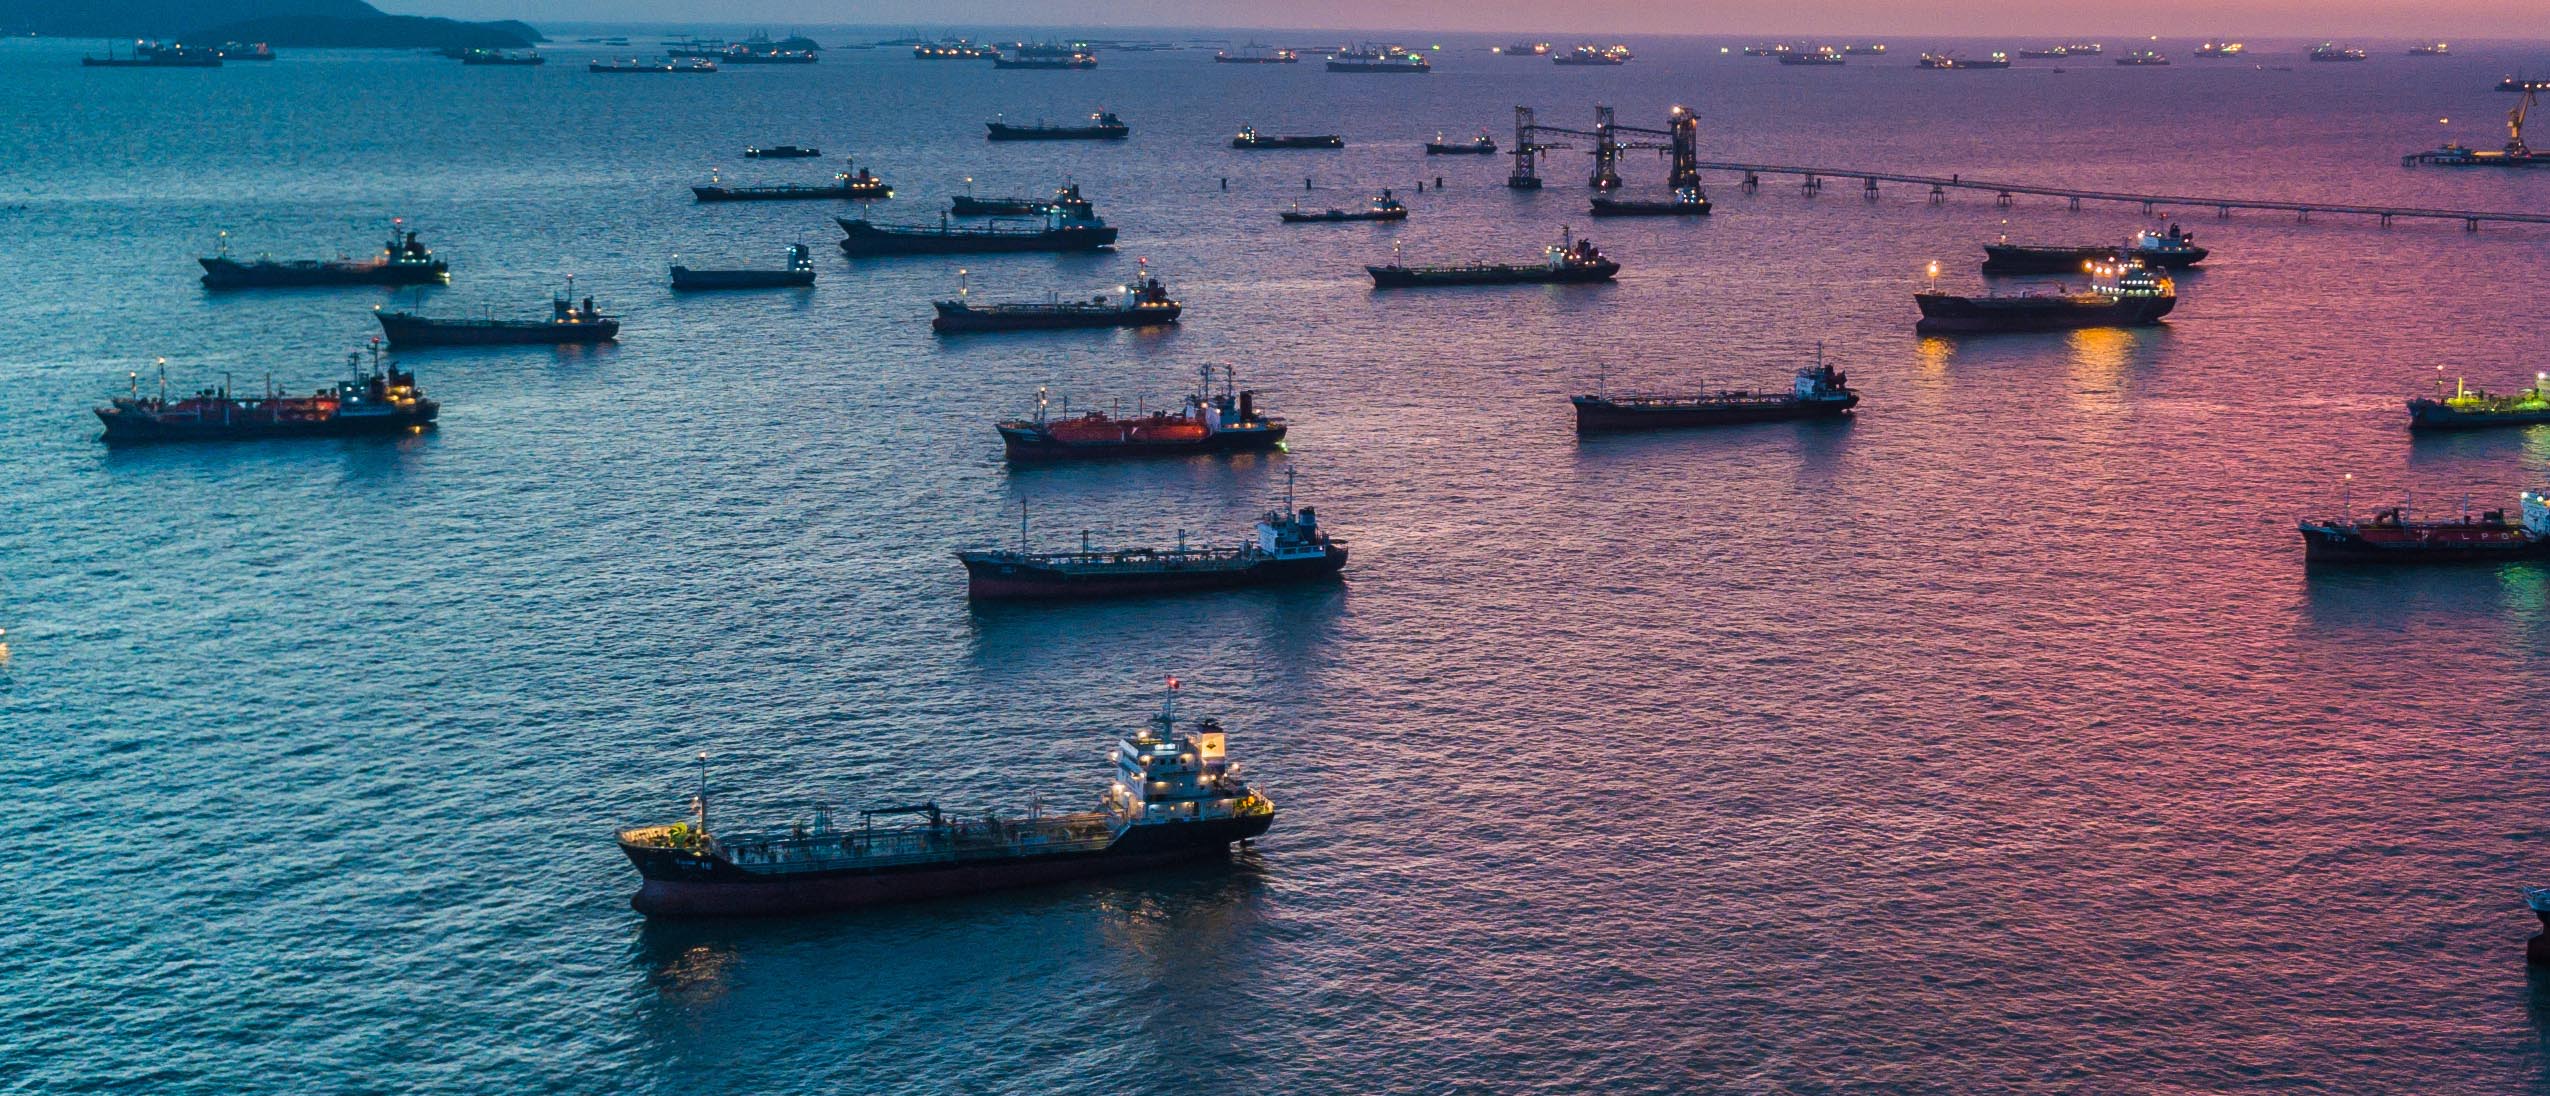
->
[986,125,1128,141]
[964,547,1346,599]
[1325,61,1428,73]
[1280,210,1408,222]
[1979,245,2115,275]
[376,313,620,346]
[2406,399,2550,430]
[1369,261,1618,287]
[97,406,438,445]
[838,220,1118,255]
[1573,394,1857,432]
[625,814,1272,917]
[1425,144,1496,155]
[694,186,890,202]
[1588,199,1711,217]
[2298,524,2550,563]
[670,266,816,290]
[933,303,1180,332]
[999,423,1286,460]
[199,257,449,288]
[1913,293,2174,333]
[1233,138,1343,150]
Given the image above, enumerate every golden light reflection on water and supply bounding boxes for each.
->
[2065,328,2132,417]
[1914,336,1955,376]
[649,942,739,1002]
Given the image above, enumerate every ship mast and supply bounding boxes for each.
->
[693,750,710,834]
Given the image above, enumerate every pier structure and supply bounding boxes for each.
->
[1509,104,1700,191]
[1694,160,2550,231]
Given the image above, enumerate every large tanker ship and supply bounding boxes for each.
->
[1914,261,2175,333]
[960,472,1344,599]
[2297,488,2550,563]
[95,348,437,444]
[199,227,449,288]
[838,183,1117,255]
[998,366,1285,460]
[616,683,1275,916]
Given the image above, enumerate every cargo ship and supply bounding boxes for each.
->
[2308,43,2369,63]
[995,43,1098,69]
[615,682,1275,916]
[1981,226,2205,273]
[2409,42,2451,56]
[997,366,1284,460]
[913,40,998,59]
[1426,131,1497,155]
[1552,44,1630,66]
[959,473,1343,599]
[2298,489,2550,563]
[1918,51,2011,69]
[1841,43,1886,56]
[1280,189,1407,223]
[2408,373,2550,429]
[744,144,820,158]
[2403,89,2546,168]
[2115,50,2170,66]
[460,48,542,65]
[671,244,816,290]
[1914,261,2175,333]
[1326,44,1429,73]
[2016,45,2070,58]
[590,58,718,73]
[1368,232,1618,288]
[2194,41,2246,58]
[932,264,1179,332]
[96,348,436,444]
[838,183,1117,255]
[1496,42,1552,56]
[376,282,619,346]
[213,42,274,61]
[82,40,221,67]
[1232,126,1343,149]
[693,159,892,201]
[1215,44,1298,63]
[2501,78,2550,93]
[1588,185,1711,217]
[1777,48,1845,66]
[986,111,1129,141]
[1573,350,1858,432]
[200,227,449,289]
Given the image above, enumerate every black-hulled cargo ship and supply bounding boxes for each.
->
[96,349,437,444]
[694,159,892,201]
[839,183,1117,255]
[376,283,620,345]
[1979,240,2116,275]
[461,48,542,65]
[1914,261,2175,333]
[591,58,718,73]
[744,144,820,158]
[1426,131,1497,155]
[2407,374,2550,429]
[671,244,816,290]
[1552,44,1631,65]
[2298,491,2550,563]
[1215,44,1298,64]
[617,684,1275,916]
[961,475,1342,599]
[83,40,222,67]
[1368,232,1618,288]
[1280,189,1407,222]
[934,266,1179,332]
[986,111,1128,140]
[1572,352,1858,432]
[998,367,1284,460]
[1325,45,1429,73]
[914,40,999,59]
[200,228,449,289]
[1588,184,1711,217]
[1232,125,1342,149]
[995,43,1097,69]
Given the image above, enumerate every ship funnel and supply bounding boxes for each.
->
[1239,390,1255,421]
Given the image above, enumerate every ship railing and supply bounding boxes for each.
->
[709,814,1119,871]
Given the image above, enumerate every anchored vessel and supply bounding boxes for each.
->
[997,367,1284,461]
[987,111,1129,141]
[83,40,222,67]
[1918,51,2011,69]
[1326,45,1429,73]
[838,183,1117,255]
[616,685,1276,916]
[1572,352,1858,432]
[1589,184,1711,217]
[1915,261,2176,333]
[200,228,449,289]
[1777,48,1844,66]
[960,475,1344,598]
[1981,225,2205,273]
[1368,232,1618,288]
[1232,126,1343,149]
[1426,131,1498,155]
[1215,44,1298,64]
[2297,488,2550,563]
[671,244,816,290]
[376,283,620,345]
[2308,43,2369,63]
[2407,373,2550,429]
[1841,43,1886,56]
[461,48,543,65]
[996,43,1098,69]
[914,40,999,59]
[2194,41,2246,58]
[1552,44,1632,66]
[590,58,718,73]
[933,266,1179,332]
[745,144,821,158]
[1498,42,1553,56]
[1281,189,1407,223]
[2115,50,2170,66]
[2127,224,2209,267]
[96,349,437,444]
[2409,42,2450,56]
[2404,89,2546,167]
[2502,78,2550,93]
[694,159,892,201]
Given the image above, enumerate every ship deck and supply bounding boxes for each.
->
[622,811,1120,874]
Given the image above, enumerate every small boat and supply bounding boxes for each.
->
[460,48,542,65]
[839,183,1118,256]
[693,158,892,202]
[376,280,620,346]
[590,58,718,73]
[671,244,817,290]
[2407,373,2550,430]
[2128,224,2209,268]
[743,144,820,158]
[1588,185,1711,217]
[1572,350,1859,432]
[1915,260,2176,333]
[950,194,1052,217]
[1231,125,1342,150]
[1215,44,1297,63]
[986,111,1129,141]
[997,367,1283,460]
[994,43,1097,69]
[1280,189,1408,223]
[200,227,450,289]
[1368,230,1619,288]
[2298,489,2550,563]
[95,348,437,445]
[1325,44,1429,73]
[961,473,1344,599]
[932,264,1180,332]
[1425,131,1498,155]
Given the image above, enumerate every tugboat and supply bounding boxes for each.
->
[1426,131,1498,155]
[1588,184,1711,217]
[932,263,1180,332]
[997,366,1285,460]
[2308,43,2370,63]
[199,226,449,289]
[1914,260,2176,333]
[670,244,817,290]
[1231,125,1343,150]
[1551,44,1628,66]
[994,43,1098,69]
[1572,349,1859,432]
[1367,230,1619,288]
[838,183,1117,256]
[615,681,1276,916]
[1280,189,1408,223]
[96,348,437,444]
[960,472,1344,599]
[1215,44,1298,64]
[1325,44,1429,73]
[375,280,620,346]
[693,158,892,201]
[744,144,821,158]
[986,111,1129,141]
[2407,372,2550,430]
[2127,224,2210,267]
[2403,89,2548,167]
[2297,485,2550,563]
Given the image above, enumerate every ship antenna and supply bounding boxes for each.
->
[958,266,969,299]
[694,750,710,834]
[2342,473,2353,521]
[1284,465,1298,516]
[156,357,167,403]
[1035,385,1049,425]
[1019,497,1030,554]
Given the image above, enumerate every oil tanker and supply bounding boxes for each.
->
[2297,489,2550,563]
[2407,373,2550,429]
[199,227,449,289]
[96,348,436,444]
[670,245,816,290]
[997,366,1284,460]
[1368,232,1617,288]
[1914,261,2175,333]
[839,183,1117,255]
[1572,352,1858,432]
[932,266,1179,332]
[986,111,1129,140]
[693,159,892,202]
[376,282,619,345]
[960,473,1343,599]
[616,683,1275,916]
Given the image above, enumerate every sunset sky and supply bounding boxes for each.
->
[400,1,2550,38]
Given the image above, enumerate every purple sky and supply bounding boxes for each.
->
[398,2,2547,38]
